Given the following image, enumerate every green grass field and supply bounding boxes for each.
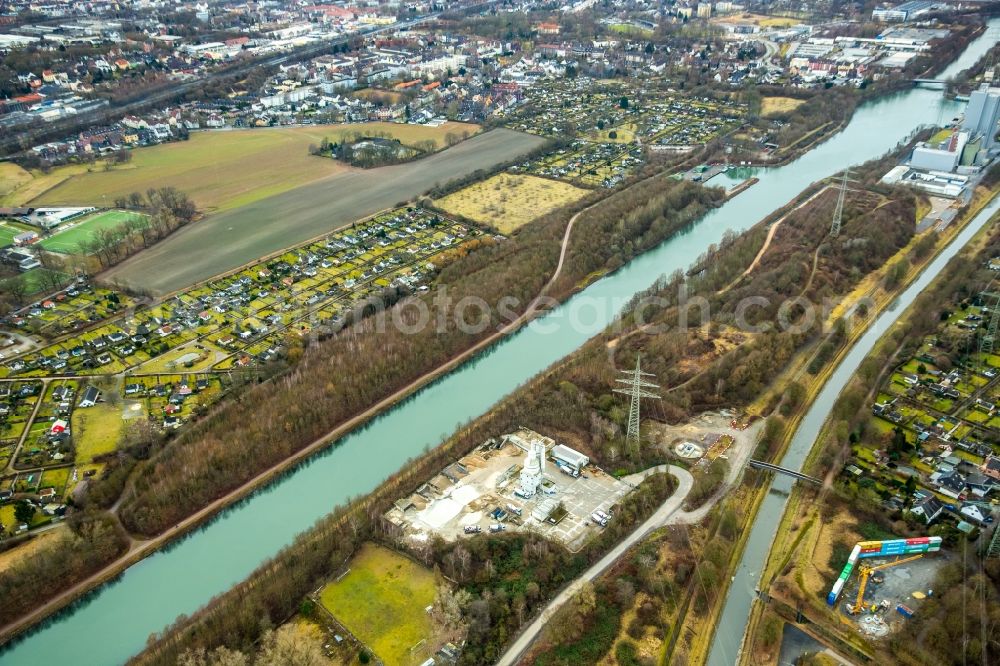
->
[16,267,70,295]
[0,162,32,197]
[37,210,143,254]
[0,223,19,247]
[319,543,442,665]
[71,402,124,462]
[30,122,480,213]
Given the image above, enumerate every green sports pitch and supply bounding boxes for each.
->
[0,224,20,247]
[37,210,145,255]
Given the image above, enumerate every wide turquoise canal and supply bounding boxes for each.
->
[3,22,997,664]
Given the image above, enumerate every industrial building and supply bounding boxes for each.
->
[909,130,970,172]
[871,0,938,22]
[962,84,1000,153]
[384,429,629,551]
[551,444,590,475]
[882,165,968,198]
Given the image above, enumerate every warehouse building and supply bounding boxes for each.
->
[551,444,590,475]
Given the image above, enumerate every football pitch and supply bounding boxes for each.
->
[38,210,143,254]
[0,224,19,247]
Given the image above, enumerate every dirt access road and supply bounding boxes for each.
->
[102,128,546,295]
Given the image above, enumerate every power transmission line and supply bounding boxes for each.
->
[613,354,660,450]
[978,291,1000,360]
[830,169,850,238]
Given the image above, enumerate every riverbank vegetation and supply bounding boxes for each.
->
[0,512,128,627]
[123,132,941,666]
[738,176,1000,666]
[116,178,722,537]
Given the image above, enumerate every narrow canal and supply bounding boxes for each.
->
[3,20,997,665]
[706,22,1000,665]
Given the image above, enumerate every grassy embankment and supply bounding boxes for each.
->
[734,186,1000,666]
[662,176,1000,666]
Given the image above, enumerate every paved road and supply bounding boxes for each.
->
[495,465,694,666]
[496,416,764,665]
[101,129,546,295]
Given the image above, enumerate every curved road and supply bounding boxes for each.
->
[496,416,763,665]
[0,195,588,644]
[496,465,694,666]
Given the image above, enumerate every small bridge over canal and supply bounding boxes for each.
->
[748,459,822,484]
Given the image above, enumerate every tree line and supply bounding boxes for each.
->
[76,187,198,269]
[114,178,716,537]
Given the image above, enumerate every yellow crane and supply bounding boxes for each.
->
[848,554,924,615]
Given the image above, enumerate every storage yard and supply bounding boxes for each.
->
[385,428,631,552]
[827,538,945,638]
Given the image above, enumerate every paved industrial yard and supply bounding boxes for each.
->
[387,437,631,552]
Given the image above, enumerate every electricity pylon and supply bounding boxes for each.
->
[978,291,1000,359]
[986,522,1000,559]
[614,355,660,450]
[830,169,850,238]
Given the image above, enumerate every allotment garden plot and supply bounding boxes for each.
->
[846,293,1000,536]
[506,78,746,187]
[3,207,480,380]
[0,207,486,538]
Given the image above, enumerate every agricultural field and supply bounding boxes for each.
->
[37,210,147,255]
[761,96,807,117]
[101,128,544,295]
[436,173,589,233]
[0,163,90,206]
[21,122,480,213]
[0,162,32,198]
[318,543,444,666]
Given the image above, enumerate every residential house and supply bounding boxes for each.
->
[982,454,1000,481]
[78,385,100,407]
[959,503,989,524]
[910,495,944,524]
